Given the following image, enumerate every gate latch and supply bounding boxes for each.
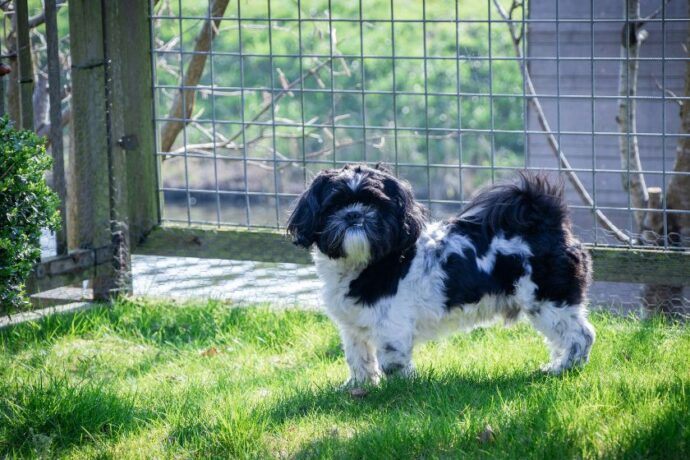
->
[117,134,139,151]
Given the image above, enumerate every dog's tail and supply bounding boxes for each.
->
[460,172,568,234]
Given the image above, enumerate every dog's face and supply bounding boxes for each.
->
[287,164,426,264]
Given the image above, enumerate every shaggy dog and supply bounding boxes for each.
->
[287,164,594,386]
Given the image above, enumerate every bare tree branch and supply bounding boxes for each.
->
[222,58,334,147]
[159,0,231,153]
[27,0,67,29]
[642,0,673,21]
[162,56,333,161]
[493,0,633,244]
[617,0,649,230]
[653,76,682,105]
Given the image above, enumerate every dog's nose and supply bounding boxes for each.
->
[345,210,363,223]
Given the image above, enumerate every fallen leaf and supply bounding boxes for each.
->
[201,347,219,357]
[477,424,496,444]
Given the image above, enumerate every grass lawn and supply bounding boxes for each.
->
[1,300,688,459]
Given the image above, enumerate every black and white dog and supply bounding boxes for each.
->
[287,164,594,386]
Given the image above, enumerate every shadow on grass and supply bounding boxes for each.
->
[267,370,575,458]
[0,374,152,457]
[269,370,539,423]
[266,368,690,459]
[614,387,690,459]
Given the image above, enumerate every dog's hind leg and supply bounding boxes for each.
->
[526,302,595,374]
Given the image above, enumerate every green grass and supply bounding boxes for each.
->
[0,300,688,459]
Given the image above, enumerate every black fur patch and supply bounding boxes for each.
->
[449,172,591,308]
[530,243,591,306]
[493,254,527,294]
[347,245,416,306]
[442,250,526,309]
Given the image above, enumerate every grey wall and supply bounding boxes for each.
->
[527,0,687,243]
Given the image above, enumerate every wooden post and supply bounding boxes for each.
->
[67,0,159,299]
[0,31,5,117]
[14,0,33,130]
[45,0,68,255]
[69,0,129,299]
[102,0,160,246]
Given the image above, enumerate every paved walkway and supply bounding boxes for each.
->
[132,255,322,308]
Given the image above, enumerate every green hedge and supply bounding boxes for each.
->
[0,117,60,314]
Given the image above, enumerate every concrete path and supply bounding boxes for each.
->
[132,255,322,308]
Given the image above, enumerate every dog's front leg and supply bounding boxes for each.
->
[340,328,382,387]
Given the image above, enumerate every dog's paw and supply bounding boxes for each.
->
[382,362,416,379]
[540,362,563,375]
[541,360,586,375]
[339,374,381,391]
[338,378,358,391]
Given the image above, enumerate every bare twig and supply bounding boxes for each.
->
[27,0,66,29]
[653,76,682,106]
[642,0,673,21]
[36,105,71,142]
[493,0,633,244]
[159,0,231,153]
[160,57,335,160]
[172,131,458,178]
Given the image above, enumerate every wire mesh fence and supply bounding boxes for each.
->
[150,0,690,252]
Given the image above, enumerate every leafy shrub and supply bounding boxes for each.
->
[0,117,60,314]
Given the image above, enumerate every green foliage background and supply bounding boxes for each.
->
[154,0,525,225]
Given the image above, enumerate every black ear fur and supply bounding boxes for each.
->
[374,162,392,173]
[286,173,330,247]
[383,174,427,251]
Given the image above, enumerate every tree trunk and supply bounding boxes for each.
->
[617,0,649,231]
[159,0,230,153]
[642,0,690,315]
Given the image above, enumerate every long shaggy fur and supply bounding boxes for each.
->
[287,165,595,385]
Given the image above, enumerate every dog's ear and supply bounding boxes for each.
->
[286,172,330,247]
[374,162,392,174]
[383,175,427,250]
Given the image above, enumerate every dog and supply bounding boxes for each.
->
[287,164,594,386]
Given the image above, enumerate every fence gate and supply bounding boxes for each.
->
[25,0,690,307]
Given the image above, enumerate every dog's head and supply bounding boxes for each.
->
[287,164,426,264]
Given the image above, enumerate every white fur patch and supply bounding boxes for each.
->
[342,229,370,264]
[476,235,532,273]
